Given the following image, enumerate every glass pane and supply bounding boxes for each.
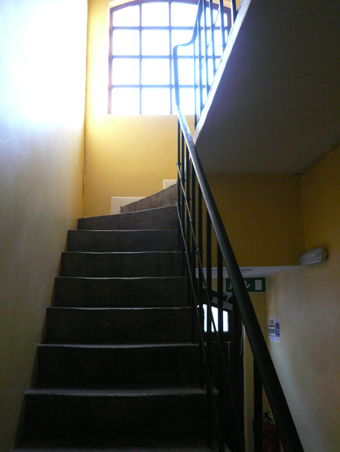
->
[112,30,140,55]
[171,2,197,26]
[142,2,169,26]
[112,59,139,85]
[203,305,229,332]
[111,88,139,114]
[142,59,170,85]
[141,88,170,114]
[171,29,194,56]
[142,30,169,55]
[213,29,225,56]
[172,87,195,114]
[112,5,139,26]
[173,58,194,85]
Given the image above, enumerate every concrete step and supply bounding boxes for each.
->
[67,229,178,252]
[37,344,199,387]
[78,206,178,231]
[13,436,219,452]
[23,387,208,439]
[54,276,188,308]
[121,183,177,213]
[46,307,193,344]
[61,251,183,278]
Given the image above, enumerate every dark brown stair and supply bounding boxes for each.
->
[16,201,215,450]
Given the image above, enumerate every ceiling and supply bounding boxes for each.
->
[193,0,340,173]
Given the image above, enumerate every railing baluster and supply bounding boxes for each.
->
[209,0,216,76]
[203,0,210,94]
[254,361,263,452]
[217,245,224,452]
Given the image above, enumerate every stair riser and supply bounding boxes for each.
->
[24,393,208,439]
[121,184,177,213]
[37,345,199,386]
[61,252,183,277]
[54,277,188,308]
[46,307,193,344]
[67,229,178,252]
[78,206,178,230]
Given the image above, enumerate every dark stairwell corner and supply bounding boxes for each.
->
[13,187,219,452]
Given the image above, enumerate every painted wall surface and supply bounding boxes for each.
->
[207,173,305,267]
[267,145,340,452]
[0,1,87,450]
[85,0,194,217]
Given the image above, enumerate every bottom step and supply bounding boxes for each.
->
[14,437,220,452]
[24,387,209,439]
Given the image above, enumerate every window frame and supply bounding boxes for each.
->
[108,0,231,115]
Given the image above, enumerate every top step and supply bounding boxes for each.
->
[78,206,178,231]
[121,183,177,213]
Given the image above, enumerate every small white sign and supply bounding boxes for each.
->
[268,318,280,342]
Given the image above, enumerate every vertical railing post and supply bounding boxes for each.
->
[254,361,263,452]
[203,0,210,95]
[217,245,225,452]
[206,213,213,447]
[209,0,216,76]
[218,0,226,50]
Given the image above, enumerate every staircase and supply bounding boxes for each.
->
[15,191,216,451]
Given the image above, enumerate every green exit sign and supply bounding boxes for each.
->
[225,278,266,293]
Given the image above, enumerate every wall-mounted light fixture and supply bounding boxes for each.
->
[299,247,328,266]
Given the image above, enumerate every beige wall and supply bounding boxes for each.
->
[85,0,194,217]
[267,145,340,452]
[0,1,87,450]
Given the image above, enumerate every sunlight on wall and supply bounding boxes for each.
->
[0,1,87,450]
[85,0,194,217]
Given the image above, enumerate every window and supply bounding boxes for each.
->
[109,0,199,115]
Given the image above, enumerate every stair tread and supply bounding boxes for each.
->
[39,343,198,349]
[56,276,186,280]
[47,306,190,311]
[26,386,205,396]
[14,437,218,451]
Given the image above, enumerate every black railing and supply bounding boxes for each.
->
[174,0,235,124]
[176,107,304,452]
[173,2,304,450]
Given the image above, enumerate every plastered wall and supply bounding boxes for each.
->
[0,1,87,450]
[207,172,305,267]
[84,0,194,217]
[267,145,340,452]
[206,173,304,451]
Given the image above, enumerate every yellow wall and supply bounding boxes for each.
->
[267,145,340,452]
[207,173,305,267]
[85,0,194,217]
[0,1,87,450]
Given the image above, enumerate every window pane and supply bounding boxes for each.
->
[142,30,169,55]
[172,87,195,114]
[111,88,139,114]
[142,59,170,85]
[112,5,139,26]
[112,30,140,55]
[172,30,194,56]
[173,58,194,85]
[142,2,169,26]
[171,2,197,26]
[203,305,229,332]
[141,88,170,114]
[112,59,139,85]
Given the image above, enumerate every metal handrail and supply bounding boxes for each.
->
[173,0,235,122]
[176,106,304,452]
